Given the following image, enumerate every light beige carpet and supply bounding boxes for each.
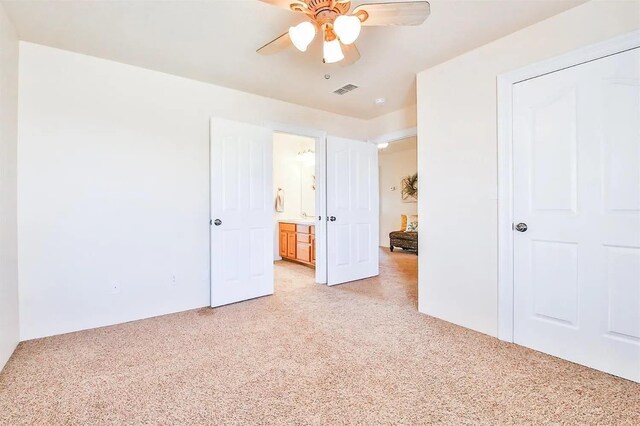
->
[0,249,638,425]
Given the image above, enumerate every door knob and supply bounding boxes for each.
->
[213,219,222,226]
[515,223,527,232]
[329,216,336,222]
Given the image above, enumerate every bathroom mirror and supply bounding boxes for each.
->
[300,163,315,218]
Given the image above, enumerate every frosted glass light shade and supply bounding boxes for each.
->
[323,39,344,64]
[289,21,316,52]
[333,15,361,45]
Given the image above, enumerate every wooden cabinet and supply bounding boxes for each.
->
[287,232,296,258]
[278,222,315,268]
[296,242,311,263]
[311,234,315,263]
[279,232,287,257]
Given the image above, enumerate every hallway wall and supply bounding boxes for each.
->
[0,2,20,371]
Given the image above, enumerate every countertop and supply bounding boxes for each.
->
[278,218,315,225]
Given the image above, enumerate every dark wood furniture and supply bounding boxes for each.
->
[389,231,418,255]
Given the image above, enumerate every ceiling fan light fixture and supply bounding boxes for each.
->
[323,39,344,64]
[333,15,361,45]
[289,21,316,52]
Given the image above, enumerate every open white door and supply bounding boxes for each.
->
[210,118,273,307]
[326,136,379,286]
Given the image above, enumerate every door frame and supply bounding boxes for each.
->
[267,121,328,284]
[369,127,417,146]
[496,30,640,342]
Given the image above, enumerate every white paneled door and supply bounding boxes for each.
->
[513,48,640,382]
[326,136,379,286]
[210,118,273,307]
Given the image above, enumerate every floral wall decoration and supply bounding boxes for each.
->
[401,173,418,203]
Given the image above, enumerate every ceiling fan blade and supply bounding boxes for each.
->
[354,1,431,26]
[257,32,292,55]
[341,43,361,66]
[258,0,294,10]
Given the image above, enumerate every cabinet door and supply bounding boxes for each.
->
[296,224,310,234]
[296,233,311,243]
[296,243,311,263]
[311,235,315,264]
[279,232,288,257]
[287,232,296,258]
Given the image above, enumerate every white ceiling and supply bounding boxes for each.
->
[1,0,585,119]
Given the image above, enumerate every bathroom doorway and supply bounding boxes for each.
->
[272,131,324,286]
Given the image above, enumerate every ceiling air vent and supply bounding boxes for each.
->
[333,84,358,95]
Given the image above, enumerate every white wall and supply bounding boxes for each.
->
[417,0,640,336]
[272,132,315,260]
[378,138,417,247]
[368,105,417,138]
[0,3,19,370]
[17,42,376,340]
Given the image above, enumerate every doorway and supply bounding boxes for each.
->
[498,35,639,382]
[378,136,418,255]
[272,132,319,284]
[210,119,382,307]
[377,135,419,308]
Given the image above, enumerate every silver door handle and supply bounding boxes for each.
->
[329,216,336,222]
[515,223,527,232]
[213,219,222,226]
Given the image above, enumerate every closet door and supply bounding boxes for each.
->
[210,118,273,307]
[512,48,640,382]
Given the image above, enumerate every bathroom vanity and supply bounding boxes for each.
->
[278,220,315,268]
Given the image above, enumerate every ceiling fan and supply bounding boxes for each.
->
[257,0,431,65]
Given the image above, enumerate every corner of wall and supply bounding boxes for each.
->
[0,1,21,371]
[367,105,417,140]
